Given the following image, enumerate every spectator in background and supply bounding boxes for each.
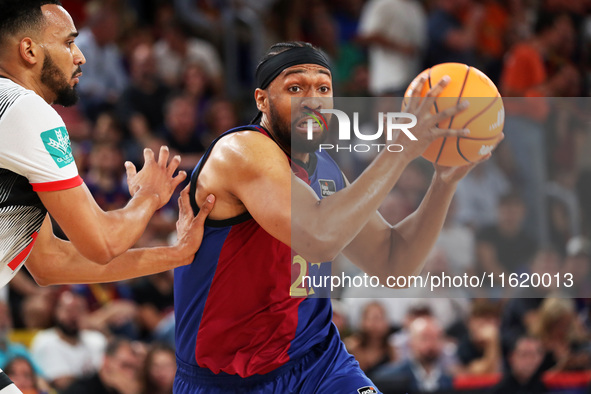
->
[454,159,511,231]
[344,302,396,379]
[501,12,578,98]
[62,338,143,394]
[31,291,106,391]
[84,143,128,211]
[116,43,171,143]
[180,62,215,132]
[356,0,426,96]
[532,298,591,372]
[500,248,561,358]
[0,302,40,374]
[201,98,240,147]
[159,94,205,172]
[562,236,591,297]
[131,272,174,347]
[491,336,547,394]
[373,317,454,393]
[154,23,222,90]
[4,356,51,394]
[476,192,537,276]
[142,343,175,394]
[455,300,502,375]
[70,280,139,340]
[75,5,128,120]
[474,0,509,83]
[435,198,476,276]
[425,0,483,67]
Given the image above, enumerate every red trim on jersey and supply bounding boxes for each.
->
[31,175,83,192]
[8,232,38,271]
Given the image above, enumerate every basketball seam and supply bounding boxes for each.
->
[452,65,473,165]
[436,64,470,165]
[428,68,445,164]
[461,95,500,130]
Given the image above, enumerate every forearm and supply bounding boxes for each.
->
[97,189,161,260]
[295,151,411,262]
[28,237,187,286]
[385,174,457,277]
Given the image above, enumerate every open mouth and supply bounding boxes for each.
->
[295,116,323,133]
[294,109,327,133]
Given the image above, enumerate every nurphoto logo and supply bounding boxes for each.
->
[305,108,418,153]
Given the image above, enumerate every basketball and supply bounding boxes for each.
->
[403,63,504,167]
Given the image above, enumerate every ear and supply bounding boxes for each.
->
[19,38,41,66]
[254,88,268,112]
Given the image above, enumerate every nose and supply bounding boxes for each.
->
[73,43,86,65]
[300,96,324,112]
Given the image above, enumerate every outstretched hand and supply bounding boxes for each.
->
[175,186,215,264]
[125,146,187,209]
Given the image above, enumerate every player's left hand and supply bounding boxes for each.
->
[175,186,215,265]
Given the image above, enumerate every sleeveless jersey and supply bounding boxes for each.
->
[174,125,345,378]
[0,78,82,288]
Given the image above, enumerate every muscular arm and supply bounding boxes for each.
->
[37,147,184,264]
[26,190,214,286]
[342,171,460,281]
[198,78,468,264]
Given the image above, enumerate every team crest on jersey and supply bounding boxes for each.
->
[318,179,336,197]
[357,386,378,394]
[40,127,74,168]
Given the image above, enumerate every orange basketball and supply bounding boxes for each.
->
[403,63,504,167]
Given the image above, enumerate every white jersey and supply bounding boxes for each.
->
[0,77,82,288]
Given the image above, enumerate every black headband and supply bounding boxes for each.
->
[255,46,331,90]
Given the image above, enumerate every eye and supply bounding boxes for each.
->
[288,86,302,93]
[319,86,330,94]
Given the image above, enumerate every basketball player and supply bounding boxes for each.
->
[174,42,490,393]
[0,2,214,392]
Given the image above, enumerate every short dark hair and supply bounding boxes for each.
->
[0,0,62,47]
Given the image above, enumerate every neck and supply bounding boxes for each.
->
[259,115,311,163]
[0,66,53,104]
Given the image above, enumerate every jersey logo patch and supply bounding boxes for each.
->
[40,127,74,168]
[357,386,378,394]
[318,179,336,197]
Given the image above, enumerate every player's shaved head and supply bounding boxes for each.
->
[0,0,62,50]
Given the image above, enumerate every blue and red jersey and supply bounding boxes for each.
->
[174,125,345,378]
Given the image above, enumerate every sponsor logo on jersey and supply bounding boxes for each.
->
[357,386,378,394]
[40,127,74,168]
[318,179,336,197]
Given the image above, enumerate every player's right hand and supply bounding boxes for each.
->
[125,146,186,209]
[398,75,470,162]
[175,186,215,265]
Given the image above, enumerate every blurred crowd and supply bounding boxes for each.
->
[4,0,591,393]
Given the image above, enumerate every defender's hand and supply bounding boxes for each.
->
[175,186,215,265]
[125,146,186,209]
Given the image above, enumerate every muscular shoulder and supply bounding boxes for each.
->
[209,130,290,177]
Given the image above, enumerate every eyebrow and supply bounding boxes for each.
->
[283,68,331,78]
[68,31,79,38]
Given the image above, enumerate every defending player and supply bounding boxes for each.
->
[175,42,489,393]
[0,2,214,392]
